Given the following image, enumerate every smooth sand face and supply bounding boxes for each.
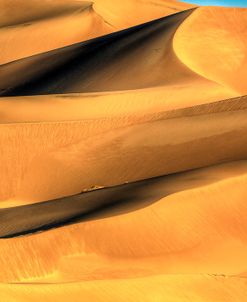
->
[0,0,247,301]
[1,275,247,302]
[174,7,247,94]
[0,95,247,203]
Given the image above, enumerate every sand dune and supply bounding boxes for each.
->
[0,9,197,96]
[0,0,193,65]
[0,0,91,27]
[1,95,247,203]
[174,6,247,94]
[0,1,111,65]
[0,160,247,238]
[1,275,247,302]
[1,162,247,283]
[0,83,236,123]
[0,1,247,301]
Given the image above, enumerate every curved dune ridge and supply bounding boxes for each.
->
[0,0,194,65]
[0,0,247,301]
[1,159,247,238]
[173,6,247,94]
[0,9,197,96]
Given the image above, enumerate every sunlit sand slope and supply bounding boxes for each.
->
[1,275,247,302]
[174,7,247,94]
[0,83,237,123]
[0,1,111,65]
[0,95,246,203]
[0,77,238,125]
[0,0,194,64]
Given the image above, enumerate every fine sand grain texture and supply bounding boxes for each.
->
[0,0,247,301]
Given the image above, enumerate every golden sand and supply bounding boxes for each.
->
[0,0,247,301]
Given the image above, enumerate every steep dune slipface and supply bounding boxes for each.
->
[0,0,194,65]
[173,7,247,94]
[0,9,198,96]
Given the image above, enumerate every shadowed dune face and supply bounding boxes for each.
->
[0,0,194,65]
[174,7,247,94]
[0,160,247,238]
[1,162,247,283]
[1,0,247,300]
[0,9,197,96]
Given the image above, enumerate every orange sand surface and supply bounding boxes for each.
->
[0,0,247,301]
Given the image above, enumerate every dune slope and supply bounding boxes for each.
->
[1,275,247,302]
[174,6,247,94]
[0,0,194,65]
[0,160,247,238]
[0,1,247,301]
[0,9,197,96]
[0,95,247,203]
[1,164,247,283]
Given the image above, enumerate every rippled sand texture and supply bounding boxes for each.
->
[0,0,247,301]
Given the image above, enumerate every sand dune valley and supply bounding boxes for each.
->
[0,0,247,301]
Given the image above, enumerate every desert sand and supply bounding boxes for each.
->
[0,0,247,301]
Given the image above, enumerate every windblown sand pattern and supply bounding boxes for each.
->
[0,0,247,301]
